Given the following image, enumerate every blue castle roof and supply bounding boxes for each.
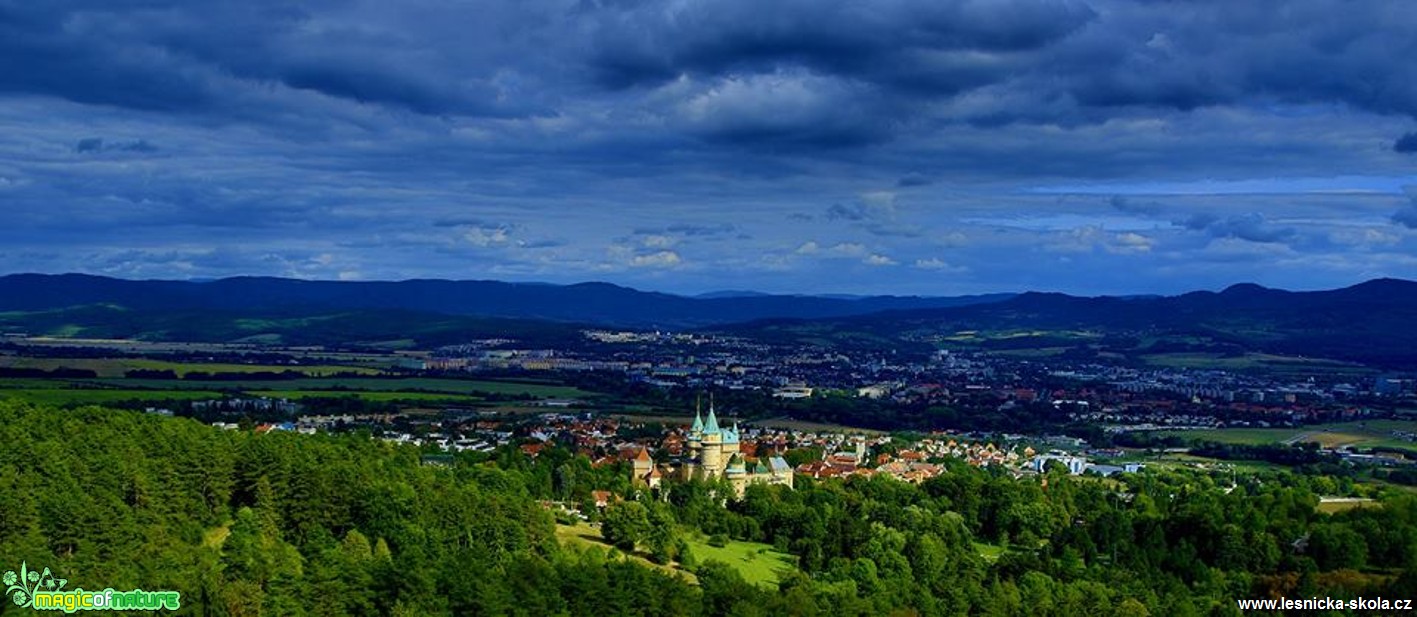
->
[722,421,739,445]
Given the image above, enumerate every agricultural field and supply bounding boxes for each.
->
[1139,352,1376,375]
[1159,420,1417,453]
[105,377,593,399]
[0,368,598,407]
[751,416,886,435]
[0,356,382,377]
[253,390,484,403]
[939,329,1101,344]
[1121,451,1291,474]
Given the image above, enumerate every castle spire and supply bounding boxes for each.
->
[692,395,704,433]
[704,401,720,434]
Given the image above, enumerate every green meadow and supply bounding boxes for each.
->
[681,534,797,589]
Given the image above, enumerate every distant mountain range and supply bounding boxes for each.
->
[726,278,1417,368]
[0,274,1011,328]
[2,274,1414,367]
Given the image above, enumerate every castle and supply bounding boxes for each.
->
[631,398,793,497]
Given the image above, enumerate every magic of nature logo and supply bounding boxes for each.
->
[4,562,179,613]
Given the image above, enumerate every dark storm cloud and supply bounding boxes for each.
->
[1178,212,1297,244]
[0,0,537,119]
[74,138,157,154]
[586,0,1097,90]
[1394,191,1417,229]
[629,223,737,237]
[583,0,1417,145]
[432,217,490,228]
[1391,207,1417,229]
[825,203,869,221]
[896,173,932,188]
[822,198,922,237]
[1109,195,1162,216]
[1396,133,1417,153]
[5,0,1417,148]
[4,0,1417,293]
[666,223,738,236]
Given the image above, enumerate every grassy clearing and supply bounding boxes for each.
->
[1317,498,1380,515]
[973,542,1005,562]
[0,389,225,405]
[681,534,796,588]
[554,522,695,583]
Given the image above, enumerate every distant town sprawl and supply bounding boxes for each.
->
[427,330,1415,429]
[5,324,1415,480]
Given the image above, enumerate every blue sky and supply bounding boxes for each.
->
[2,0,1416,296]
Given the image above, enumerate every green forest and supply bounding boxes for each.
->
[1,401,1414,616]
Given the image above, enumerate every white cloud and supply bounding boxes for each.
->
[465,226,514,247]
[913,258,966,273]
[1329,227,1401,247]
[630,250,682,268]
[797,241,869,258]
[641,234,677,249]
[828,242,867,256]
[1108,232,1155,254]
[864,253,897,266]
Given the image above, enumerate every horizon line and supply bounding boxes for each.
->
[1,271,1411,301]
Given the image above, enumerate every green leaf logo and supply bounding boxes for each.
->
[4,562,53,609]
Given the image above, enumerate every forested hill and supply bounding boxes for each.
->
[2,401,1415,615]
[0,401,697,615]
[0,274,1010,328]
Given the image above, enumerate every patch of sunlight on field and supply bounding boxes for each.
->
[682,534,797,588]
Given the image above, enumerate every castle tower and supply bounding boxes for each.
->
[688,398,704,457]
[725,453,747,497]
[701,403,723,477]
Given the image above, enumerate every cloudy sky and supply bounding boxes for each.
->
[2,0,1416,296]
